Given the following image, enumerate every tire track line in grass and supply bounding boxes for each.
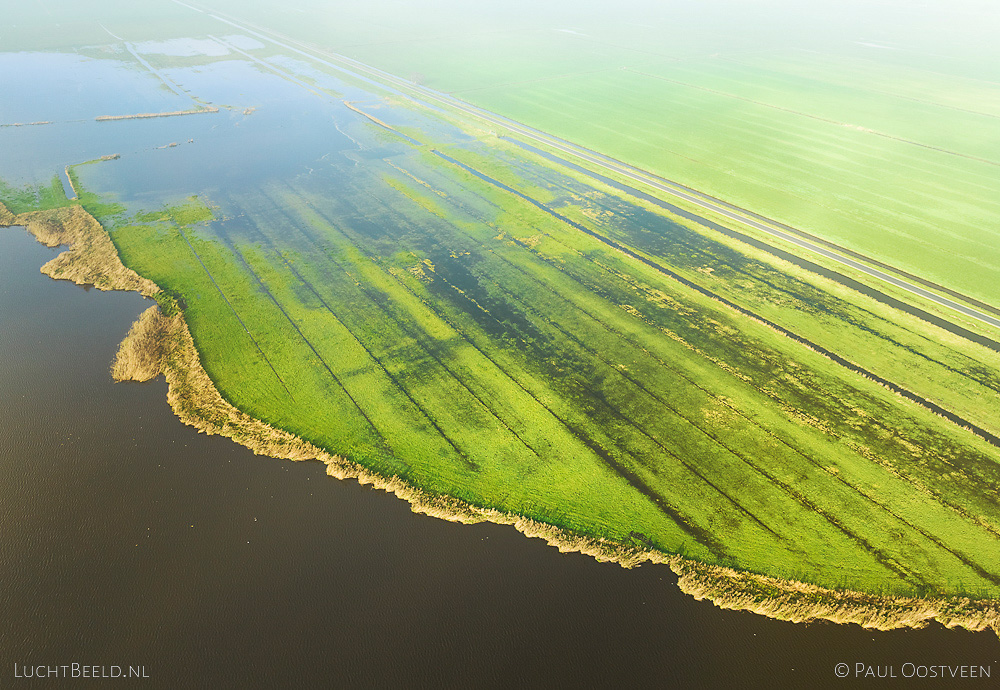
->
[201,218,398,461]
[279,183,735,557]
[239,192,480,473]
[718,53,1000,122]
[175,226,294,401]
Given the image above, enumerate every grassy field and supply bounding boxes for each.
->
[0,175,73,214]
[5,5,1000,607]
[462,57,1000,307]
[36,124,998,599]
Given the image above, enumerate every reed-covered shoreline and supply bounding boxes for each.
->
[3,200,997,639]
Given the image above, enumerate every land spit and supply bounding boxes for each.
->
[2,200,997,639]
[1,121,52,127]
[95,106,219,122]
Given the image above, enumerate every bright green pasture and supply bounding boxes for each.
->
[73,133,1000,599]
[0,175,73,214]
[465,62,1000,307]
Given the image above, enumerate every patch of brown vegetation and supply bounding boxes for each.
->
[111,305,178,382]
[0,203,15,226]
[4,200,998,639]
[671,559,1000,636]
[2,203,157,296]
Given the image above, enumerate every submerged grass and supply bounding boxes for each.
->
[0,175,75,214]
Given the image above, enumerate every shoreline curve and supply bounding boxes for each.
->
[3,200,997,639]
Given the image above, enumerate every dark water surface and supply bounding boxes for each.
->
[2,231,999,689]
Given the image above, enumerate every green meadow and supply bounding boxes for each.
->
[39,127,999,599]
[463,57,1000,307]
[5,0,1000,604]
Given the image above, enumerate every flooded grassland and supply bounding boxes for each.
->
[3,26,1000,640]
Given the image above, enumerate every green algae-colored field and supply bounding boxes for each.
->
[5,2,1000,604]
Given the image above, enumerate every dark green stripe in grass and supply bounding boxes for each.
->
[232,205,481,473]
[433,151,1000,453]
[176,227,294,400]
[200,224,399,461]
[271,184,732,556]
